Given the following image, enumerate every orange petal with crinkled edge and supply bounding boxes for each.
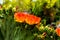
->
[25,14,41,25]
[14,12,27,23]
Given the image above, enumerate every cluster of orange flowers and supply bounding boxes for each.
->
[14,12,41,25]
[14,12,60,36]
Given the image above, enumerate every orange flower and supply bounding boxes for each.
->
[14,12,41,25]
[25,14,41,25]
[55,28,60,36]
[14,12,27,23]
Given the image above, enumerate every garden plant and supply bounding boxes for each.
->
[0,0,60,40]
